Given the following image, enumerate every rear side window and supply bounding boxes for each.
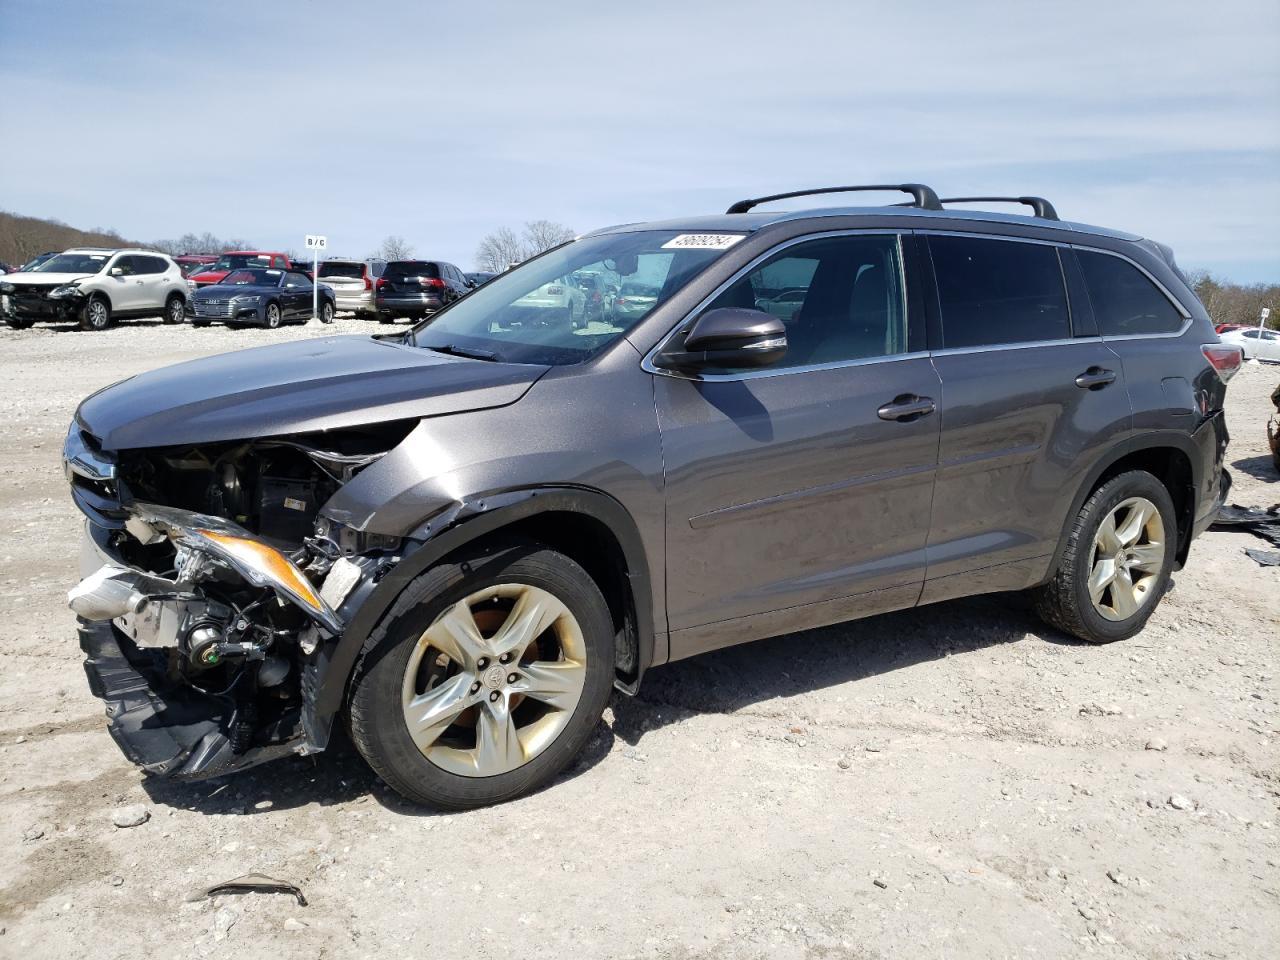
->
[138,256,168,274]
[384,261,440,280]
[930,236,1069,348]
[1076,250,1184,336]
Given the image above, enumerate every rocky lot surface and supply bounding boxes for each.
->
[0,316,1276,959]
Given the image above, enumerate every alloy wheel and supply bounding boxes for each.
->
[1088,496,1166,621]
[400,582,588,777]
[266,304,281,328]
[87,300,109,329]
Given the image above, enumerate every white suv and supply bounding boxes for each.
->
[0,248,188,331]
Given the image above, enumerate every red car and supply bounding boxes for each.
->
[174,255,218,277]
[1215,323,1251,335]
[188,251,293,287]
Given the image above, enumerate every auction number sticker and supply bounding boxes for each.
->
[661,233,746,251]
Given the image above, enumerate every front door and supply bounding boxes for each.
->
[106,255,143,311]
[655,232,941,656]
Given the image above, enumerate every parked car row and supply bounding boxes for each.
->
[0,245,502,331]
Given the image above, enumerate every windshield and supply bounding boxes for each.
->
[220,269,280,286]
[34,253,111,274]
[318,261,365,279]
[209,253,272,272]
[412,231,739,364]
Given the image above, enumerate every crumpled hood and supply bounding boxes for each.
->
[5,272,96,286]
[76,335,549,449]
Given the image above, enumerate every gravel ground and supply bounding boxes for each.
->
[0,315,1277,959]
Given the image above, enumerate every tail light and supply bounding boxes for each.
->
[546,285,563,295]
[363,275,372,291]
[1202,343,1244,383]
[376,278,388,290]
[419,277,446,289]
[615,297,627,306]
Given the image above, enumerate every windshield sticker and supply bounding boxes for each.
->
[90,255,107,260]
[661,234,746,251]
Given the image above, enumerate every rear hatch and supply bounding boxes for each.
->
[380,261,443,296]
[318,261,368,294]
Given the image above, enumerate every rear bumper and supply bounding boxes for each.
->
[1191,411,1231,541]
[376,294,443,315]
[334,290,374,312]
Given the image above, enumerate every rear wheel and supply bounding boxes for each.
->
[79,296,111,331]
[349,541,614,809]
[378,312,395,324]
[1033,470,1176,643]
[264,302,282,329]
[163,294,185,325]
[319,301,335,324]
[4,316,35,330]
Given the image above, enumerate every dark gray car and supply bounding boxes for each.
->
[64,184,1241,809]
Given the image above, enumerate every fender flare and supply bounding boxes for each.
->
[1043,430,1204,581]
[313,486,655,716]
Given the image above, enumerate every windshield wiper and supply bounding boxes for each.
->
[427,343,501,362]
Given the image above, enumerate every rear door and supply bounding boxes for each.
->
[920,232,1132,601]
[134,255,171,311]
[655,231,941,654]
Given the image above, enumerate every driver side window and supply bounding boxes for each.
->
[701,233,907,371]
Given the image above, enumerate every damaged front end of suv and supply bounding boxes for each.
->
[62,332,551,781]
[68,420,411,778]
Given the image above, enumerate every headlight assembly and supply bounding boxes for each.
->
[132,503,342,633]
[49,284,84,299]
[231,295,262,304]
[0,282,14,294]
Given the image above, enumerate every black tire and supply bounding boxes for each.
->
[378,312,395,324]
[348,540,615,809]
[264,302,282,329]
[1032,470,1177,644]
[163,294,185,325]
[191,319,211,328]
[320,301,335,324]
[4,316,35,330]
[79,295,112,331]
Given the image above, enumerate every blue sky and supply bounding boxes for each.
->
[1,0,1277,282]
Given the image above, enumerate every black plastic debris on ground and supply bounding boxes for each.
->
[1213,503,1280,565]
[189,873,308,906]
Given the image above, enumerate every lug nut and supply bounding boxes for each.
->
[489,691,500,702]
[477,657,489,670]
[470,681,481,693]
[499,652,511,664]
[507,673,519,684]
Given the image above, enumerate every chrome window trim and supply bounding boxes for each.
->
[931,336,1090,358]
[641,229,914,383]
[1067,243,1193,340]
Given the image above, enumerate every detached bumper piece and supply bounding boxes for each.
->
[79,618,302,780]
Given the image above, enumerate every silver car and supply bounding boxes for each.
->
[316,258,386,319]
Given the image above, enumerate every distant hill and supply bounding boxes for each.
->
[0,210,143,268]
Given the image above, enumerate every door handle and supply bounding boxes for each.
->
[1074,367,1116,389]
[877,394,936,422]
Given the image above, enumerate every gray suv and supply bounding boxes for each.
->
[64,184,1242,809]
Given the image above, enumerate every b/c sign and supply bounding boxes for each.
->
[305,235,327,250]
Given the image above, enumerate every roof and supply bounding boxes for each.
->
[64,247,174,256]
[591,205,1141,242]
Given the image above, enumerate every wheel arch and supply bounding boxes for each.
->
[314,486,655,717]
[1045,434,1201,581]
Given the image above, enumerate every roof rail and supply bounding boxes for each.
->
[939,196,1059,221]
[726,183,942,214]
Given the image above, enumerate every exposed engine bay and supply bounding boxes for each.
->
[67,420,415,778]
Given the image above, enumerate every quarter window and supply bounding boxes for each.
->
[930,236,1070,348]
[699,233,907,370]
[1076,250,1184,336]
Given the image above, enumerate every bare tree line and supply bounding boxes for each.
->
[1187,271,1279,330]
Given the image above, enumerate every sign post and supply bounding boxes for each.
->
[305,234,327,322]
[1250,306,1271,365]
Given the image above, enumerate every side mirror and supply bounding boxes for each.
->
[657,307,787,371]
[109,267,123,277]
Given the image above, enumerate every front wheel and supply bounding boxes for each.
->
[163,294,185,325]
[348,541,615,809]
[264,302,282,329]
[79,296,112,331]
[1032,470,1176,643]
